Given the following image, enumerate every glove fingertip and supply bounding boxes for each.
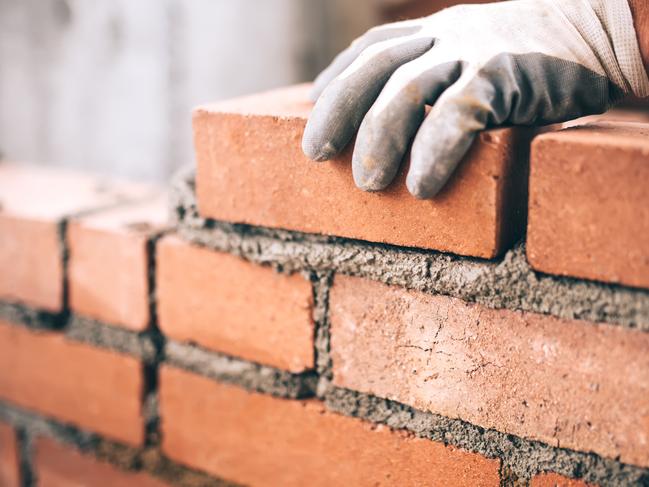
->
[302,135,338,162]
[406,153,445,199]
[406,174,442,199]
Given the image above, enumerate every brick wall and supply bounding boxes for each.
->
[0,83,648,486]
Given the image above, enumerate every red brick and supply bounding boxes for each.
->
[194,84,530,259]
[0,422,20,487]
[0,216,62,312]
[68,195,167,330]
[159,365,500,487]
[0,320,144,445]
[329,275,649,467]
[0,163,154,311]
[34,437,168,487]
[531,473,595,487]
[157,236,314,372]
[528,123,649,289]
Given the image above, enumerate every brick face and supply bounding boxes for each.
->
[0,216,63,312]
[0,422,20,487]
[528,123,649,289]
[531,473,594,487]
[68,196,167,330]
[329,275,649,467]
[157,236,314,372]
[194,84,530,259]
[34,437,168,487]
[0,163,155,311]
[159,365,501,487]
[0,320,144,445]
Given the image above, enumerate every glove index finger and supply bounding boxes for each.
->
[310,22,424,101]
[303,35,435,162]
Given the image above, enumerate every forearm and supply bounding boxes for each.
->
[629,0,649,73]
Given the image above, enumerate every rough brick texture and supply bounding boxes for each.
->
[194,84,531,259]
[157,236,314,372]
[34,437,168,487]
[68,195,167,330]
[531,473,594,487]
[0,320,143,445]
[528,123,649,289]
[159,366,500,487]
[329,275,649,467]
[0,163,152,311]
[0,422,19,487]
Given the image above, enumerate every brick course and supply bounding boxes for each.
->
[34,437,168,487]
[329,275,649,467]
[193,84,531,259]
[0,320,144,445]
[159,365,501,487]
[0,163,153,311]
[528,123,649,289]
[157,236,314,372]
[68,195,167,330]
[0,422,19,487]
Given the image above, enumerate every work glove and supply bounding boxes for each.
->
[302,0,649,198]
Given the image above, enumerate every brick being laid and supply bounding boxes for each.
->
[193,84,532,259]
[528,123,649,289]
[328,274,649,468]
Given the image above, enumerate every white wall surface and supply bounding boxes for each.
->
[0,0,378,181]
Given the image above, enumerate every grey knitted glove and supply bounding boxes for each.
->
[302,0,649,198]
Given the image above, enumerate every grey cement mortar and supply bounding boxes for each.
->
[0,301,67,331]
[312,271,333,379]
[324,387,649,486]
[0,305,157,362]
[164,340,318,399]
[0,402,238,487]
[66,315,157,363]
[171,168,649,331]
[15,427,35,487]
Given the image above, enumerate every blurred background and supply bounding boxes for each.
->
[0,0,463,183]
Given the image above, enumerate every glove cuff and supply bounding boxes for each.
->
[557,0,649,98]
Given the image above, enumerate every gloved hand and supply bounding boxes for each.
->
[302,0,649,198]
